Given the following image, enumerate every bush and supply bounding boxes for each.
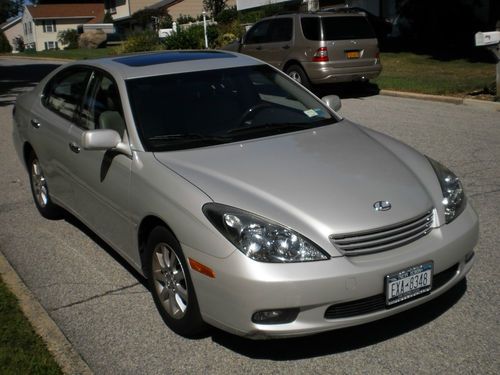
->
[163,25,219,50]
[215,6,237,25]
[120,30,162,53]
[176,14,197,25]
[0,31,12,53]
[58,29,79,49]
[12,35,24,52]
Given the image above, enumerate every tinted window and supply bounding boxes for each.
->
[301,16,375,41]
[245,20,272,44]
[321,16,375,40]
[126,65,336,152]
[270,18,293,42]
[43,68,90,121]
[301,17,321,40]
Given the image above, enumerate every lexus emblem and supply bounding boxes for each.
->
[373,201,391,211]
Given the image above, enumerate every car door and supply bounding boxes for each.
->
[65,70,134,259]
[241,18,293,68]
[28,67,92,209]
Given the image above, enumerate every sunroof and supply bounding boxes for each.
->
[114,51,236,67]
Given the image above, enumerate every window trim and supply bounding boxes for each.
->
[42,66,94,123]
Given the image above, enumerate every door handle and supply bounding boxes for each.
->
[69,142,81,154]
[256,46,262,50]
[31,119,41,129]
[282,45,290,50]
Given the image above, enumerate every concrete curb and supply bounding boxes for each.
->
[380,89,500,111]
[0,251,93,375]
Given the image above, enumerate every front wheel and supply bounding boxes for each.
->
[28,152,62,220]
[145,226,206,337]
[285,64,311,89]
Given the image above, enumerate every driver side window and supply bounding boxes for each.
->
[80,73,126,137]
[245,20,272,44]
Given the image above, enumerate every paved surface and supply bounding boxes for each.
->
[1,58,499,374]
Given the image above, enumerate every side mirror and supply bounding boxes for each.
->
[322,95,342,112]
[81,129,132,157]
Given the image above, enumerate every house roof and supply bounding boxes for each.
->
[26,3,105,24]
[0,16,22,31]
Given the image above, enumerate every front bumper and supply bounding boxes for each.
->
[183,203,478,338]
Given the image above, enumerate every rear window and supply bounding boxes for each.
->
[301,16,376,41]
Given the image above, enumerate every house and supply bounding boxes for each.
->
[22,3,105,51]
[106,0,236,30]
[0,16,23,52]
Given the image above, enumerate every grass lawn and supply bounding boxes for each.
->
[0,278,62,375]
[375,52,496,96]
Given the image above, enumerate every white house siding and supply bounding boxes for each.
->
[168,0,236,21]
[21,9,36,50]
[1,19,23,52]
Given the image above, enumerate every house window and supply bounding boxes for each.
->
[24,23,27,35]
[28,22,32,34]
[43,20,57,33]
[44,41,59,50]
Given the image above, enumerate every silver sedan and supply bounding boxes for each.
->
[12,51,478,339]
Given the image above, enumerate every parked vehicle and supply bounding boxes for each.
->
[224,12,382,88]
[13,51,478,339]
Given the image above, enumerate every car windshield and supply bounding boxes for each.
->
[126,65,337,152]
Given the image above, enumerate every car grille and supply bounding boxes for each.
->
[324,263,459,319]
[329,210,434,256]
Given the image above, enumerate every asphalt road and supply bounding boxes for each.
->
[1,57,499,374]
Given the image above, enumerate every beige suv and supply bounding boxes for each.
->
[231,12,382,88]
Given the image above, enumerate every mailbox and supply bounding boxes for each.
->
[475,31,500,100]
[475,31,500,48]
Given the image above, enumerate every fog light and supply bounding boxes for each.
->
[251,308,299,324]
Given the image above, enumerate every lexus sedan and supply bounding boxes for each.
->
[12,51,478,339]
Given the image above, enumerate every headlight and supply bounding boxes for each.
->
[203,203,329,263]
[427,157,466,224]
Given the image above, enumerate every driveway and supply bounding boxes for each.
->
[1,57,499,374]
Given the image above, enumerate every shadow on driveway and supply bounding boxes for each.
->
[0,63,60,107]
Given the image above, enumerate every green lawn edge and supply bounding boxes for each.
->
[0,277,62,375]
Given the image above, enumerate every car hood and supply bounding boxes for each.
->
[154,121,434,256]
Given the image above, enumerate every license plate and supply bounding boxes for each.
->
[346,50,360,59]
[385,262,433,306]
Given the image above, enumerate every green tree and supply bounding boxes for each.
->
[103,11,113,23]
[0,31,12,52]
[58,29,79,49]
[0,0,24,24]
[203,0,227,18]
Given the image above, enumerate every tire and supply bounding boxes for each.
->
[28,152,62,220]
[145,226,206,337]
[285,64,311,89]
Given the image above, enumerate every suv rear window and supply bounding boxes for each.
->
[301,16,376,41]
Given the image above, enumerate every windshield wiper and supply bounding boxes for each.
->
[224,123,312,136]
[147,133,231,149]
[148,133,229,141]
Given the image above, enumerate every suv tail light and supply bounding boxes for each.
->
[312,47,329,62]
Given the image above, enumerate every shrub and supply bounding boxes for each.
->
[12,35,24,52]
[215,6,237,25]
[0,31,11,53]
[78,29,107,49]
[120,30,162,53]
[58,29,79,49]
[103,11,113,23]
[177,14,197,25]
[163,25,218,50]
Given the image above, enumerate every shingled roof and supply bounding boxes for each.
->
[26,3,105,24]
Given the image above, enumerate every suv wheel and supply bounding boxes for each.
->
[286,65,311,89]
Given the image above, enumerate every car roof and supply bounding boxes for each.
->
[69,50,262,80]
[269,11,367,18]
